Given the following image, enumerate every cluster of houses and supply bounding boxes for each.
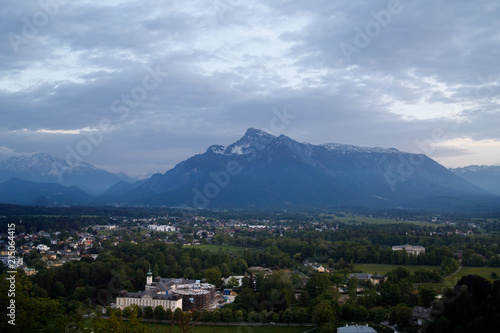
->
[0,225,112,273]
[303,260,336,273]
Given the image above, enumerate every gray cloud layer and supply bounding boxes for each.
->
[1,0,499,175]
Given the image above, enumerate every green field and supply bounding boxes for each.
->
[353,264,440,275]
[330,216,436,228]
[353,263,500,289]
[185,244,252,252]
[142,323,314,333]
[429,266,500,288]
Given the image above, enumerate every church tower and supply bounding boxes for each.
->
[146,267,153,286]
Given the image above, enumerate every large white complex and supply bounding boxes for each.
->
[392,244,426,256]
[116,269,182,310]
[148,225,176,232]
[116,268,215,311]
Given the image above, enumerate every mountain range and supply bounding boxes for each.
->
[450,165,500,196]
[0,152,134,195]
[0,129,499,210]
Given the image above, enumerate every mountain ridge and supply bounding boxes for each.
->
[1,130,498,210]
[450,165,500,196]
[120,129,495,210]
[0,152,130,195]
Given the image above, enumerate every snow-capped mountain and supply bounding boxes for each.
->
[0,152,127,194]
[122,128,494,210]
[451,165,500,195]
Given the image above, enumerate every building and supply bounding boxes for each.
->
[223,275,245,287]
[392,244,426,256]
[148,225,176,232]
[337,324,378,333]
[0,255,23,269]
[174,282,216,311]
[411,306,431,326]
[36,244,50,252]
[92,225,118,230]
[349,273,385,285]
[303,260,326,272]
[116,268,215,311]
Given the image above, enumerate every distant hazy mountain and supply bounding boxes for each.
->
[0,152,127,194]
[0,178,94,205]
[98,179,148,198]
[450,165,500,196]
[122,128,494,210]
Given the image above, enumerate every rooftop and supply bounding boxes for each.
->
[337,325,378,333]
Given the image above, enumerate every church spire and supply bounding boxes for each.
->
[146,266,153,286]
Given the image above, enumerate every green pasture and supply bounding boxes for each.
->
[353,264,440,275]
[185,244,250,252]
[354,263,500,290]
[428,266,500,289]
[330,216,436,228]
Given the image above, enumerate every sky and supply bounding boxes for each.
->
[1,0,500,177]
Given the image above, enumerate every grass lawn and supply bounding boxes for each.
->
[142,323,314,333]
[354,264,500,290]
[428,266,500,289]
[185,244,252,252]
[353,263,440,275]
[330,216,436,228]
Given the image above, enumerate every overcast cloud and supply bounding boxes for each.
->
[1,0,499,177]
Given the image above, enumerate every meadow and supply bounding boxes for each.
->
[329,215,436,228]
[353,263,500,289]
[353,263,440,275]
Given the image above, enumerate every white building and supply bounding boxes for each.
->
[148,225,176,232]
[116,268,182,310]
[337,325,377,333]
[36,244,50,252]
[116,268,215,311]
[223,275,245,287]
[392,244,426,255]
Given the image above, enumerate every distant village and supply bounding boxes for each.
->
[0,212,475,277]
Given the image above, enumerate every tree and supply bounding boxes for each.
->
[295,308,308,323]
[341,303,368,322]
[220,308,233,322]
[312,301,335,326]
[226,276,239,289]
[235,310,245,322]
[347,277,358,299]
[394,303,412,329]
[52,281,67,298]
[177,312,194,333]
[153,305,167,323]
[387,267,411,284]
[205,268,222,287]
[247,311,259,322]
[212,309,222,322]
[125,305,147,333]
[305,272,332,298]
[298,290,311,306]
[320,322,337,333]
[419,287,437,307]
[232,287,257,312]
[173,308,184,322]
[144,306,154,319]
[220,263,231,278]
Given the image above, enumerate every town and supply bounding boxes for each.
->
[1,208,499,332]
